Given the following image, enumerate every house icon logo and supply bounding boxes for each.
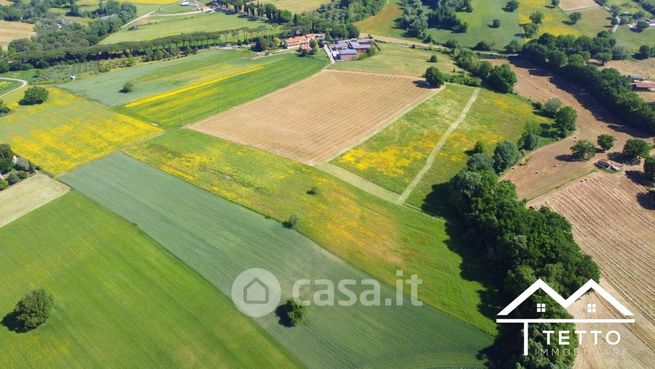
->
[244,278,269,304]
[231,268,281,318]
[496,279,635,356]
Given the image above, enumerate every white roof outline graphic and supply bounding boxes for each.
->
[498,279,633,317]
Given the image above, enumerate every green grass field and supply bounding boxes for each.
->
[0,87,160,174]
[614,26,655,51]
[123,129,496,336]
[329,42,459,77]
[102,12,275,44]
[267,0,326,13]
[0,79,21,95]
[0,191,302,369]
[62,153,493,368]
[121,53,327,127]
[333,84,475,193]
[406,88,551,207]
[357,0,522,49]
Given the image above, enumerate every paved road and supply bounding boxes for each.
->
[0,77,28,98]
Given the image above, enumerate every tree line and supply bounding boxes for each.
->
[521,32,655,134]
[439,160,599,368]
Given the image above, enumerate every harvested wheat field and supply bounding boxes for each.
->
[191,70,434,164]
[531,173,655,368]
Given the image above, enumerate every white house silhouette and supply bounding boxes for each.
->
[496,279,635,356]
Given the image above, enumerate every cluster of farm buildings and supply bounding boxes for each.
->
[282,33,375,62]
[629,74,655,92]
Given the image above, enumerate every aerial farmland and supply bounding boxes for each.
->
[0,0,654,368]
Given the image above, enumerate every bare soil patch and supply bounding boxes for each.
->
[492,58,653,200]
[0,174,69,227]
[560,0,600,11]
[191,70,433,164]
[531,173,655,368]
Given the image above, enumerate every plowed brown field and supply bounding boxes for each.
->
[191,70,433,164]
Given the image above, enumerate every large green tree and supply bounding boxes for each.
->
[13,289,54,331]
[555,106,577,137]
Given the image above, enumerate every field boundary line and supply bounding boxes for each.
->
[397,87,480,204]
[316,162,401,203]
[321,84,444,164]
[0,77,28,98]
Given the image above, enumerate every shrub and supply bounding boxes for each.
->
[623,139,651,162]
[486,64,517,93]
[19,87,49,105]
[493,140,521,173]
[505,0,519,11]
[428,54,438,63]
[467,153,494,172]
[120,82,134,93]
[16,170,29,180]
[568,12,582,24]
[544,98,562,116]
[0,100,10,116]
[472,140,485,154]
[0,180,7,191]
[555,106,577,137]
[307,186,320,195]
[597,134,615,151]
[13,289,54,331]
[285,299,306,326]
[570,140,596,160]
[492,19,501,28]
[425,66,445,87]
[6,172,19,185]
[283,214,299,229]
[645,156,655,181]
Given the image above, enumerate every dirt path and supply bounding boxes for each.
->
[0,77,27,98]
[316,162,401,203]
[398,87,480,204]
[494,58,653,200]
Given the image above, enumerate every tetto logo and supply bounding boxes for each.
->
[496,279,635,356]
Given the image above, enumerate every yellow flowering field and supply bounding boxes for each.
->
[519,0,584,36]
[332,84,475,193]
[0,87,160,174]
[406,89,552,207]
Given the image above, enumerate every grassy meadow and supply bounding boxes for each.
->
[62,50,327,127]
[329,42,459,77]
[332,84,549,200]
[102,12,275,44]
[62,153,493,368]
[406,88,551,207]
[267,0,326,13]
[333,84,475,193]
[0,191,302,369]
[615,26,655,51]
[124,129,496,336]
[0,87,160,174]
[121,53,327,127]
[0,79,21,95]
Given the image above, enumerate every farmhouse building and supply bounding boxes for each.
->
[629,74,646,81]
[328,38,375,61]
[633,81,655,92]
[283,34,324,49]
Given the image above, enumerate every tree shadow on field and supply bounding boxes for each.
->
[274,304,293,328]
[1,311,26,333]
[626,170,653,186]
[636,191,655,210]
[420,183,501,365]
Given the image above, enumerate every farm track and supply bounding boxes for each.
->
[398,87,480,204]
[191,70,432,164]
[0,77,27,98]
